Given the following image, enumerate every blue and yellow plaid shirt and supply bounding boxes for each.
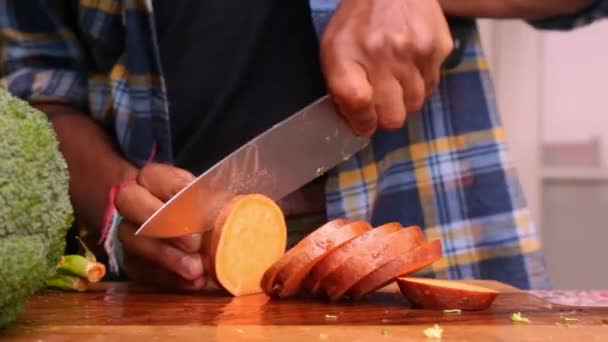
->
[2,0,607,289]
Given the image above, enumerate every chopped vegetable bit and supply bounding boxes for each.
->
[325,314,338,320]
[560,316,578,322]
[511,312,531,324]
[46,274,89,292]
[381,328,390,336]
[423,324,443,339]
[443,309,462,315]
[320,333,329,340]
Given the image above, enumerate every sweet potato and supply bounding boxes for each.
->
[321,225,426,301]
[206,194,287,296]
[260,218,350,295]
[303,222,403,295]
[396,277,499,310]
[348,239,443,299]
[273,220,372,298]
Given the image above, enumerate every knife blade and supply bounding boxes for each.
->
[135,95,370,238]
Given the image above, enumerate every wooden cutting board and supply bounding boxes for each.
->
[2,280,608,341]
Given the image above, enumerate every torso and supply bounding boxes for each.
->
[153,0,328,217]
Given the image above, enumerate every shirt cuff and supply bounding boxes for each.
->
[528,0,608,30]
[1,68,88,110]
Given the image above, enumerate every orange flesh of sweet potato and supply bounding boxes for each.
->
[396,277,499,310]
[303,222,403,295]
[275,220,372,298]
[321,225,426,301]
[207,194,287,296]
[260,218,350,295]
[348,239,443,299]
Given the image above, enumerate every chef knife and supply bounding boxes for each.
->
[135,95,370,238]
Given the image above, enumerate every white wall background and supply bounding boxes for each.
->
[479,18,608,290]
[542,20,608,165]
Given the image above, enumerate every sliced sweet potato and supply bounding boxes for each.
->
[348,239,443,299]
[273,220,372,298]
[321,225,426,301]
[396,277,499,310]
[206,194,287,296]
[260,218,350,296]
[303,222,403,295]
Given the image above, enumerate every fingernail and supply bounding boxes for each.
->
[193,277,207,289]
[179,255,203,280]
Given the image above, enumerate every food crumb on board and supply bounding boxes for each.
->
[381,328,390,336]
[423,324,443,339]
[443,309,462,315]
[325,314,338,321]
[511,312,530,324]
[556,316,579,327]
[235,328,244,334]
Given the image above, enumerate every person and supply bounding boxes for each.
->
[1,0,606,291]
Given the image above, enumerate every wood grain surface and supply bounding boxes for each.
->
[2,280,608,341]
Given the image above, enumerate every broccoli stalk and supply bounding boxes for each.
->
[46,274,89,292]
[56,255,106,283]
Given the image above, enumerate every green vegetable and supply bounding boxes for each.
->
[0,88,74,328]
[46,274,88,292]
[55,255,106,282]
[511,312,531,324]
[423,324,443,339]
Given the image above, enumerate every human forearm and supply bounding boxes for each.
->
[34,103,137,248]
[439,0,598,20]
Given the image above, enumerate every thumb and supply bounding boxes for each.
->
[137,162,196,202]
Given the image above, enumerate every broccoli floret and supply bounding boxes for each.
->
[0,88,74,328]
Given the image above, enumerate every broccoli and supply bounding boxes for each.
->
[0,88,74,328]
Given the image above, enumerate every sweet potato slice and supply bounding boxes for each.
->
[206,194,287,296]
[396,277,499,310]
[274,220,372,298]
[260,218,350,295]
[348,239,443,299]
[321,225,426,301]
[303,222,403,295]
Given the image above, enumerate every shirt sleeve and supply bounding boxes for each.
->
[527,0,608,30]
[0,1,88,109]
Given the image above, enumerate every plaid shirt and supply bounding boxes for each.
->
[2,0,607,289]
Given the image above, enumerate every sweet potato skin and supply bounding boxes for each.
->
[321,225,426,301]
[260,218,350,296]
[396,277,499,310]
[303,222,403,295]
[348,239,442,299]
[274,220,372,298]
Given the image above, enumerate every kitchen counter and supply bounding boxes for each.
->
[1,280,608,341]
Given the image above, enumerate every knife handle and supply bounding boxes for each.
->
[442,17,476,70]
